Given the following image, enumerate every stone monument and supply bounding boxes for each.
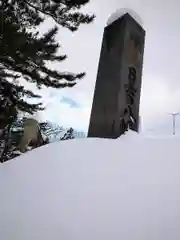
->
[88,11,145,138]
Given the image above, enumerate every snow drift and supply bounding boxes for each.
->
[0,131,180,240]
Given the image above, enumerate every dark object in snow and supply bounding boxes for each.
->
[88,12,145,139]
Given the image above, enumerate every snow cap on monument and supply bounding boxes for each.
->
[107,8,143,27]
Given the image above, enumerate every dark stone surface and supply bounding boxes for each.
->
[88,13,145,138]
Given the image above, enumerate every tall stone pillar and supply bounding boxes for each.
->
[88,12,145,138]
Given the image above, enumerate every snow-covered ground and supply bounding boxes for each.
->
[1,131,180,240]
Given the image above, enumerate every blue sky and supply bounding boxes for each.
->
[60,97,81,108]
[24,0,180,135]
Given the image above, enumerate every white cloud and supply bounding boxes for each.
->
[41,100,90,131]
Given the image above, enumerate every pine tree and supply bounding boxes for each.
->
[39,121,64,138]
[39,121,75,141]
[0,0,95,120]
[60,127,75,140]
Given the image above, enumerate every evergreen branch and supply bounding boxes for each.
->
[23,0,95,31]
[23,0,60,23]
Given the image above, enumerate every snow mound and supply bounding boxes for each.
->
[1,132,180,240]
[24,111,42,122]
[107,8,143,27]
